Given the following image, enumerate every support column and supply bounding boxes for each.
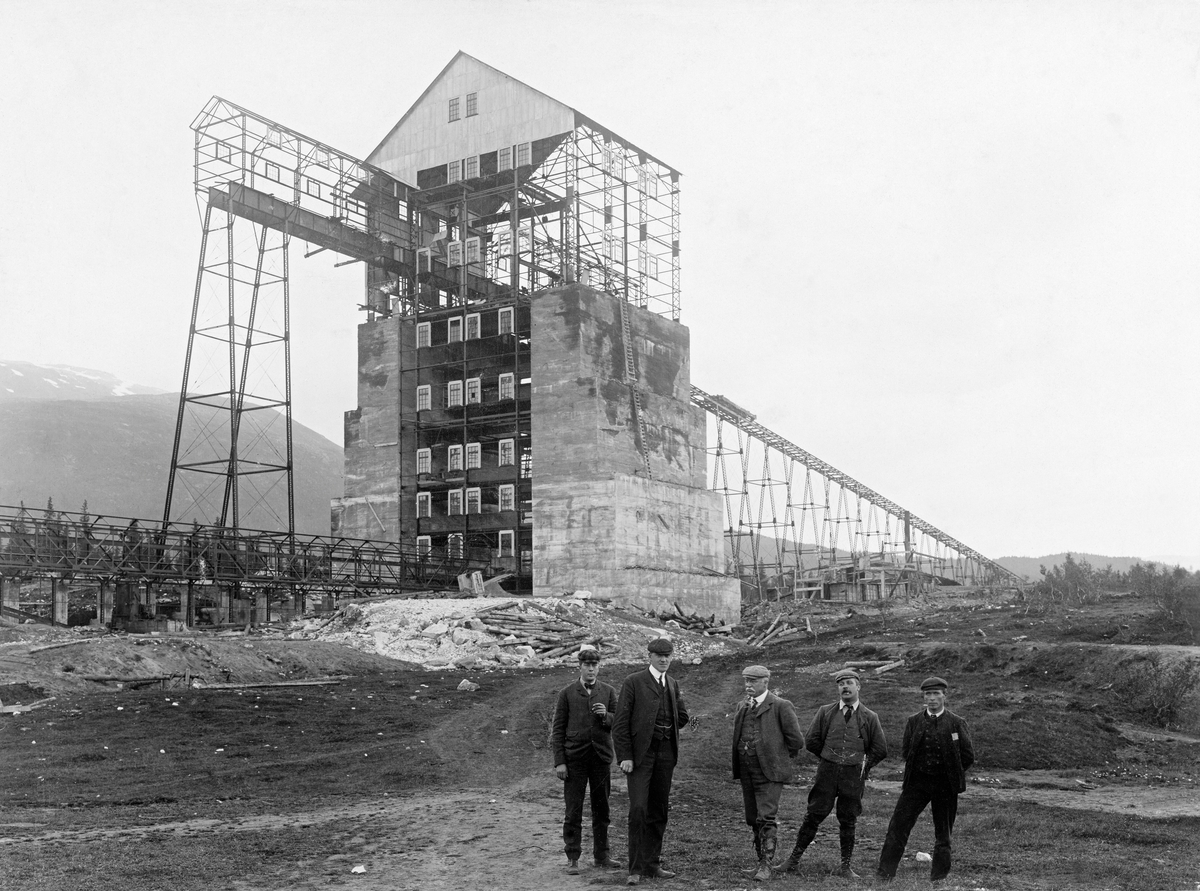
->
[145,583,158,618]
[52,578,69,626]
[180,583,192,626]
[254,588,268,626]
[0,577,18,623]
[98,581,114,626]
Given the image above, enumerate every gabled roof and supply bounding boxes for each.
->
[366,51,679,176]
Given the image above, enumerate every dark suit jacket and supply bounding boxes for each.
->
[612,668,689,766]
[804,700,889,774]
[900,709,975,793]
[551,679,618,767]
[731,691,806,783]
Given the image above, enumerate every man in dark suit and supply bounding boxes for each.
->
[731,664,805,882]
[782,667,888,879]
[876,676,975,883]
[552,645,622,875]
[613,637,690,886]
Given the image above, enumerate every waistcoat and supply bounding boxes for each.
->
[820,708,865,765]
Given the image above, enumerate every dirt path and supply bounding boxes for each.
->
[4,773,1196,891]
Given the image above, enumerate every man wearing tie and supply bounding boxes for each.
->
[551,645,622,875]
[731,664,806,882]
[612,637,690,886]
[781,667,887,879]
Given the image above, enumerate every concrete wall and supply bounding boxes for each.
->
[530,284,739,623]
[333,317,405,540]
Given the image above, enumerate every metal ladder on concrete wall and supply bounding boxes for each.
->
[618,297,653,478]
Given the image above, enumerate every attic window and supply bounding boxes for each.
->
[449,97,460,122]
[466,92,478,117]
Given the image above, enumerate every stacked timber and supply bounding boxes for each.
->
[475,601,613,660]
[744,614,817,647]
[650,603,735,636]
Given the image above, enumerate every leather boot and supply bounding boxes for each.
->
[782,822,816,874]
[836,828,859,879]
[754,833,777,881]
[742,827,762,875]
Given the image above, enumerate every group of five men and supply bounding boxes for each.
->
[551,638,974,885]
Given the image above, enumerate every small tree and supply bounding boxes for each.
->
[1120,653,1200,729]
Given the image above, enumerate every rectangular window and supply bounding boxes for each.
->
[416,492,431,518]
[498,530,515,557]
[447,317,463,342]
[215,142,233,163]
[466,92,478,117]
[516,142,531,167]
[447,241,463,266]
[521,451,532,479]
[448,444,463,471]
[416,385,431,412]
[447,380,464,408]
[499,484,515,512]
[448,160,461,183]
[464,155,479,179]
[465,313,481,340]
[466,487,481,515]
[497,307,514,335]
[647,253,659,280]
[497,146,512,172]
[448,490,464,515]
[448,97,460,122]
[416,448,431,475]
[498,373,515,401]
[498,438,515,466]
[465,237,481,265]
[466,442,481,469]
[266,161,281,182]
[416,322,431,348]
[417,535,431,557]
[465,377,481,404]
[447,532,464,558]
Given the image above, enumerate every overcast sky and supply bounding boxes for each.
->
[1,0,1197,564]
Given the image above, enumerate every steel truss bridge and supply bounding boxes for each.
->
[0,505,483,626]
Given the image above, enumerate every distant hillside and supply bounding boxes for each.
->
[994,553,1158,581]
[0,360,166,400]
[0,363,342,535]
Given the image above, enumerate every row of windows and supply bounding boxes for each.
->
[416,307,515,347]
[448,93,479,122]
[416,485,518,517]
[418,529,515,558]
[447,143,532,184]
[417,438,516,473]
[416,373,515,410]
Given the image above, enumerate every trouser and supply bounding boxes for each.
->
[791,760,864,860]
[562,750,612,861]
[739,751,784,856]
[876,772,959,880]
[626,735,676,875]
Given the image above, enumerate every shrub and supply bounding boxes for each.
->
[1118,653,1200,729]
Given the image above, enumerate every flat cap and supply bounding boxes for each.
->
[742,665,771,680]
[647,637,674,655]
[920,676,948,691]
[833,667,861,682]
[577,645,601,663]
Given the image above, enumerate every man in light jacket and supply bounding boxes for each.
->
[731,664,806,882]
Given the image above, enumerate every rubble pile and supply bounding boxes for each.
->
[291,595,743,670]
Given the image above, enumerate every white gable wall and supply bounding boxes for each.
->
[368,54,576,186]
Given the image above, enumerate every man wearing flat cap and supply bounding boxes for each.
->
[876,676,974,883]
[731,665,805,882]
[613,637,690,885]
[782,667,887,879]
[551,645,622,875]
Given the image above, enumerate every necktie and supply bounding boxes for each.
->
[746,695,755,709]
[583,683,594,696]
[843,706,853,722]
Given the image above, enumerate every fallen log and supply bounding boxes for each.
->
[193,676,349,689]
